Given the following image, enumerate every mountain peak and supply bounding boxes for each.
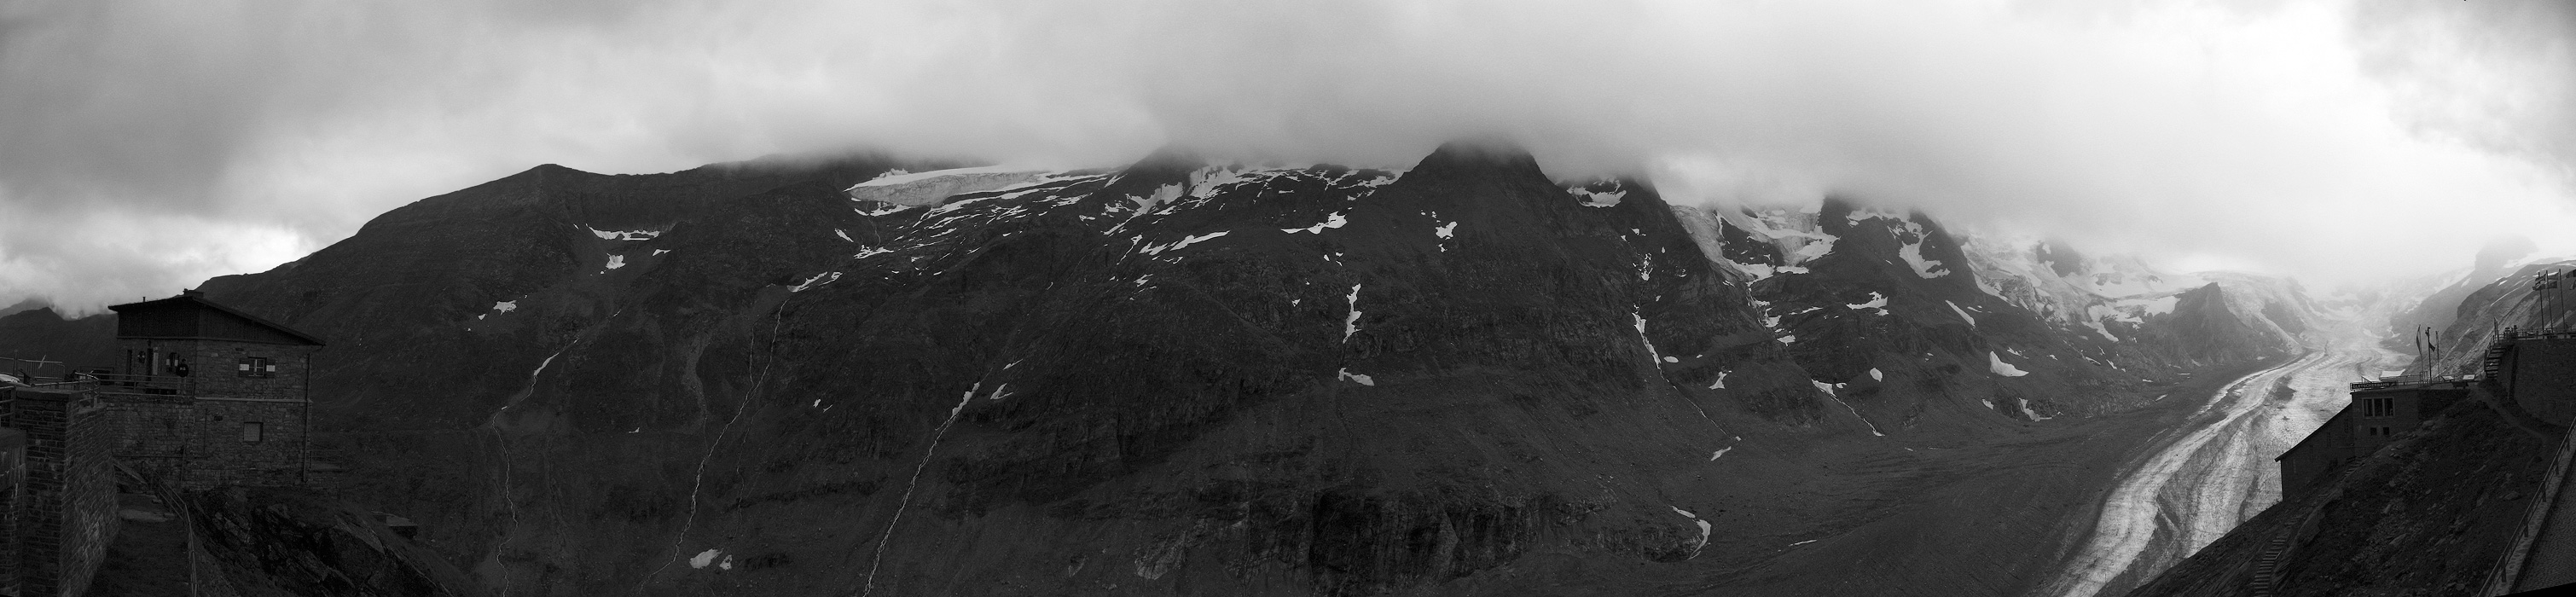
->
[1399,139,1547,188]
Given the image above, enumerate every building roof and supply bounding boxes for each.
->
[107,290,324,346]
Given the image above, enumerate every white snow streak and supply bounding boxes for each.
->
[1283,212,1349,235]
[589,227,663,241]
[1343,284,1363,341]
[1817,380,1884,437]
[1989,352,2030,377]
[790,271,842,293]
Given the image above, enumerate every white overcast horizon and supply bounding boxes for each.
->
[3,0,2571,315]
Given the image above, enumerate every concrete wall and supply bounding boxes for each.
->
[2507,338,2576,425]
[4,386,114,597]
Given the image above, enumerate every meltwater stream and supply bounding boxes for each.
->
[2043,333,2396,597]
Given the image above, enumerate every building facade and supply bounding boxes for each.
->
[2276,379,2470,501]
[99,290,323,489]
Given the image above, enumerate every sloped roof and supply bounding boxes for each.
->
[107,290,325,346]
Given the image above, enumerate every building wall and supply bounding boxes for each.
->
[0,427,23,597]
[114,338,316,402]
[3,387,114,597]
[186,399,307,488]
[177,341,315,402]
[2348,385,2468,455]
[96,393,192,482]
[2507,338,2576,425]
[104,338,312,489]
[2280,407,2356,501]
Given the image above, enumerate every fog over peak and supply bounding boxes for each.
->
[3,0,2570,314]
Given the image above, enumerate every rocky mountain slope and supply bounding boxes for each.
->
[2,143,2325,595]
[2404,258,2576,377]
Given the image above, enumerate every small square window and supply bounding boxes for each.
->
[241,422,264,443]
[236,356,274,379]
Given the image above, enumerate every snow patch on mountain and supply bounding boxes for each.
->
[1343,284,1363,342]
[1947,300,1977,327]
[1633,312,1667,364]
[1140,231,1229,256]
[1571,188,1626,207]
[848,166,1050,206]
[1283,212,1349,235]
[589,227,663,241]
[1989,351,2030,377]
[1846,292,1889,315]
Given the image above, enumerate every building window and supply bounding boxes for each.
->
[2359,397,2395,418]
[237,356,273,379]
[241,421,264,443]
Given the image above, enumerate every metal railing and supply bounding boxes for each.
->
[80,373,196,396]
[2480,414,2576,595]
[2350,373,2480,391]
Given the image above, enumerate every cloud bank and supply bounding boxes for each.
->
[2,0,2570,312]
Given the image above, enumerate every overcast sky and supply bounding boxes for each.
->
[2,0,2571,314]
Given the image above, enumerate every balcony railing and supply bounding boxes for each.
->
[80,373,195,396]
[2350,373,2480,391]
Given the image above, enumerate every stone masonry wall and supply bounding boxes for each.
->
[4,387,114,597]
[163,340,316,402]
[60,394,109,597]
[187,399,306,488]
[97,393,192,483]
[0,427,23,597]
[106,338,313,490]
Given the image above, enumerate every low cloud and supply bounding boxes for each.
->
[2,0,2569,312]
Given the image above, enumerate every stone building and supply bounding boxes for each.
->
[98,289,324,489]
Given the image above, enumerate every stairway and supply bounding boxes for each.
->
[2252,530,2291,597]
[2482,335,2511,381]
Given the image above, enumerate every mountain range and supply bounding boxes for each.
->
[1,142,2336,595]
